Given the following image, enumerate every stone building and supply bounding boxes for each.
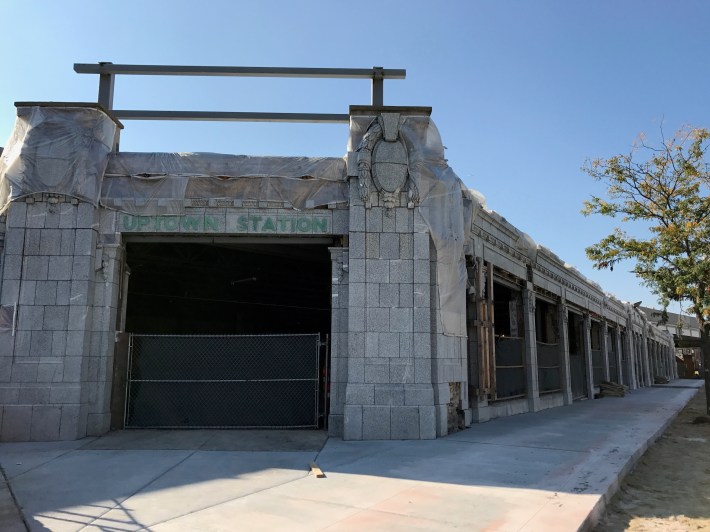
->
[0,97,677,442]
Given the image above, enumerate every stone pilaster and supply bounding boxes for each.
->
[641,329,651,387]
[522,283,540,411]
[600,319,610,381]
[328,247,348,436]
[343,108,436,440]
[615,325,624,385]
[624,329,636,389]
[558,302,573,405]
[583,314,595,399]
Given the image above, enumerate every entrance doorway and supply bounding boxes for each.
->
[117,240,333,429]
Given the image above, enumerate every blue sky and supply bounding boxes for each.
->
[2,0,709,311]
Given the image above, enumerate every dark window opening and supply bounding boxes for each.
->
[568,312,587,399]
[493,282,525,400]
[590,321,603,386]
[535,298,560,393]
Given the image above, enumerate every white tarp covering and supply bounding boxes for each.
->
[101,153,348,214]
[0,106,116,211]
[0,105,471,336]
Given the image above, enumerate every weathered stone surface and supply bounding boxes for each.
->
[389,359,415,383]
[366,260,389,283]
[379,284,399,307]
[419,405,437,439]
[29,331,52,356]
[40,229,62,255]
[390,308,413,333]
[379,233,399,259]
[23,256,49,281]
[4,229,25,255]
[3,256,23,280]
[362,405,390,439]
[366,308,389,332]
[343,405,363,440]
[30,405,61,441]
[364,362,389,384]
[374,384,404,406]
[391,406,420,439]
[405,384,435,406]
[1,405,32,441]
[48,256,73,281]
[0,280,20,306]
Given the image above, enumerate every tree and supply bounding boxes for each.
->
[582,126,710,415]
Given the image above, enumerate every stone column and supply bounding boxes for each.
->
[615,324,624,385]
[467,260,490,423]
[600,319,610,381]
[625,328,637,390]
[522,283,540,411]
[636,333,646,387]
[641,332,651,387]
[660,342,667,378]
[84,238,124,436]
[343,108,437,440]
[558,302,573,405]
[583,314,595,399]
[648,338,663,378]
[327,247,348,436]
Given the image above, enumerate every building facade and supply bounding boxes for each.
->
[0,102,677,441]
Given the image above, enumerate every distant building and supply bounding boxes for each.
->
[640,306,702,378]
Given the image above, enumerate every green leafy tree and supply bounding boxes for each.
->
[582,126,710,414]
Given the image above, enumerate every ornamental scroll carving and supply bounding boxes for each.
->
[356,114,418,211]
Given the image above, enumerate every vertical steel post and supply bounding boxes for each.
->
[371,67,384,106]
[98,62,115,110]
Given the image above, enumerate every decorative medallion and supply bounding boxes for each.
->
[356,113,418,211]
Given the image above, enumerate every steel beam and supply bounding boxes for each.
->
[112,110,349,123]
[371,67,384,107]
[98,70,115,110]
[75,63,406,80]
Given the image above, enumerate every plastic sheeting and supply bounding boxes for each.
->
[0,106,117,211]
[101,153,348,214]
[0,105,471,336]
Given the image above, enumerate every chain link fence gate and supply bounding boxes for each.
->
[125,333,321,429]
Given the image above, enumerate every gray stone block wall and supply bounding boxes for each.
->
[327,247,348,436]
[83,242,123,436]
[0,199,103,441]
[343,161,437,439]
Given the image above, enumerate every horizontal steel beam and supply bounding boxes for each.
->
[112,110,350,123]
[74,63,406,79]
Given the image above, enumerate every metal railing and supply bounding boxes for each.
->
[125,333,321,429]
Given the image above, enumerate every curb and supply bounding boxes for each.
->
[578,387,700,531]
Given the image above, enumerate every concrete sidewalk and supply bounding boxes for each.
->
[0,380,702,532]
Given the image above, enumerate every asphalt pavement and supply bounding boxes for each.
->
[0,379,702,531]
